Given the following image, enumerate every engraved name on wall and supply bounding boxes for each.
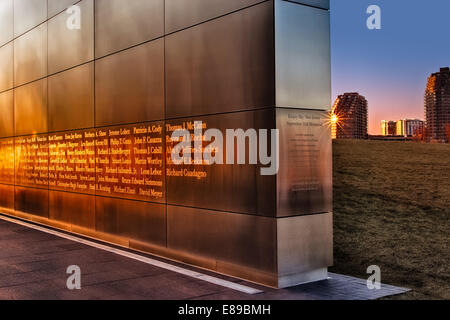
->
[3,121,165,203]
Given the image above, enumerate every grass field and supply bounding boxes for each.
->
[330,140,450,300]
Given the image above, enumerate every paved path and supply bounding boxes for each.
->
[0,215,408,300]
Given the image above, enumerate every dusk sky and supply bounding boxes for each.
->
[330,0,450,134]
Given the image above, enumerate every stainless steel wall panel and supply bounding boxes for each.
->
[165,2,275,118]
[95,40,165,127]
[48,0,80,18]
[277,213,333,283]
[15,186,49,218]
[49,191,95,229]
[14,23,48,87]
[48,0,94,74]
[95,122,165,203]
[0,184,14,209]
[275,0,331,110]
[167,205,277,274]
[0,138,14,184]
[165,110,276,216]
[14,0,47,37]
[0,90,14,138]
[276,109,333,217]
[48,129,96,195]
[14,79,48,136]
[285,0,329,10]
[95,0,164,58]
[15,134,48,188]
[165,0,266,33]
[0,0,13,46]
[95,197,166,246]
[48,63,94,132]
[0,42,13,92]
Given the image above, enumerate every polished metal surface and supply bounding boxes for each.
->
[95,0,164,58]
[0,138,14,184]
[14,79,48,136]
[276,109,333,217]
[95,197,166,246]
[15,186,49,218]
[287,0,329,10]
[94,121,165,203]
[0,42,13,92]
[166,110,276,216]
[275,0,331,110]
[0,184,14,209]
[167,205,277,274]
[48,0,94,74]
[0,90,14,138]
[0,0,13,46]
[277,213,333,285]
[165,1,274,118]
[48,0,79,17]
[14,23,48,87]
[14,0,47,37]
[48,129,96,194]
[15,134,48,188]
[0,0,332,288]
[48,63,94,132]
[95,40,164,127]
[165,0,265,33]
[49,191,95,229]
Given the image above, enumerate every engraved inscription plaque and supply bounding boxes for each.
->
[277,109,332,217]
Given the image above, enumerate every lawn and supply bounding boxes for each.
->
[330,140,450,300]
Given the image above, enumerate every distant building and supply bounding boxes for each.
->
[425,67,450,143]
[396,120,405,136]
[396,119,424,137]
[332,93,368,139]
[381,120,397,136]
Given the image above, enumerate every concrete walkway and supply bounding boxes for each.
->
[0,215,408,300]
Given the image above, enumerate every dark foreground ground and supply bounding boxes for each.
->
[330,140,450,300]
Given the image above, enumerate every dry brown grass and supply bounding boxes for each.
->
[330,140,450,300]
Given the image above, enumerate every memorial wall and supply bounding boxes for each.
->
[0,0,332,288]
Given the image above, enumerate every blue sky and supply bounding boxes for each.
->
[331,0,450,134]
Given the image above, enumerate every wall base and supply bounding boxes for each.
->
[0,208,333,289]
[277,268,328,289]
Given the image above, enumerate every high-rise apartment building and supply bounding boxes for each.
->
[425,67,450,142]
[332,93,368,139]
